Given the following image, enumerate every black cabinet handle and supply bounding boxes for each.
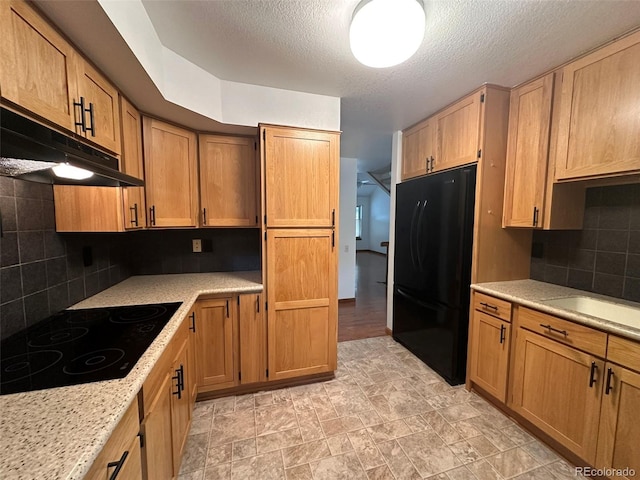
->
[226,300,229,318]
[256,295,260,313]
[532,206,539,227]
[479,302,498,312]
[332,231,335,249]
[332,209,335,227]
[429,157,434,172]
[425,157,429,172]
[539,323,568,337]
[130,203,139,226]
[74,97,87,132]
[179,364,185,392]
[86,102,95,137]
[589,362,597,388]
[107,450,129,480]
[172,369,182,399]
[150,206,156,226]
[499,324,506,344]
[605,367,614,395]
[189,312,196,332]
[203,208,207,225]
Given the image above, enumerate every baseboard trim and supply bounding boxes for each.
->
[339,298,356,304]
[356,249,387,257]
[385,327,392,336]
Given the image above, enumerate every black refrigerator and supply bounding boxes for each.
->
[393,165,476,385]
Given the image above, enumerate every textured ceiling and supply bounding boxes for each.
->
[141,0,640,168]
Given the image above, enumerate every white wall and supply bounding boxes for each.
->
[339,158,357,300]
[386,131,402,330]
[356,196,371,251]
[368,188,390,255]
[98,0,340,131]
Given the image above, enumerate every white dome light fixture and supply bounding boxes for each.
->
[52,163,94,180]
[350,0,425,68]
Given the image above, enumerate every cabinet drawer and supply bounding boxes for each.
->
[473,292,512,322]
[607,335,640,373]
[518,307,607,357]
[85,399,140,480]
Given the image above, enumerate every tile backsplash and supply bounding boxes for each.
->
[0,178,261,340]
[530,183,640,303]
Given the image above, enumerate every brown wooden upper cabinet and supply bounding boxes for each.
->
[555,30,640,180]
[262,126,339,227]
[402,120,434,180]
[199,135,259,227]
[435,90,483,172]
[143,117,198,228]
[0,0,121,154]
[502,74,554,228]
[120,96,146,229]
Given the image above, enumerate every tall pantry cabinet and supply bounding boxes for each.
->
[261,125,340,380]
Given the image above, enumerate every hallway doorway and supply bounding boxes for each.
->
[338,251,388,342]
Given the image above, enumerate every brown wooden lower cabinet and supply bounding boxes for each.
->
[140,373,174,480]
[595,363,640,478]
[170,335,192,476]
[511,328,604,464]
[468,310,510,402]
[239,293,267,384]
[85,400,142,480]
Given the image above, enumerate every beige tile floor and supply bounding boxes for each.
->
[178,336,585,480]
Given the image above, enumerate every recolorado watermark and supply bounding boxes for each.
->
[576,467,636,477]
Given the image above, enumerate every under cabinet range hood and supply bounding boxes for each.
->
[0,107,143,187]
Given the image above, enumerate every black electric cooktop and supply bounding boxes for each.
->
[0,302,181,395]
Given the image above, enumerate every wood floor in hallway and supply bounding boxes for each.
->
[338,251,388,342]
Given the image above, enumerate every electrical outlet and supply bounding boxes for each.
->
[192,239,202,253]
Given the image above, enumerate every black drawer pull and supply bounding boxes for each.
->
[605,368,614,395]
[499,324,506,344]
[130,203,138,226]
[539,323,568,337]
[589,362,597,388]
[172,370,182,399]
[149,206,156,226]
[479,302,498,312]
[86,102,95,137]
[74,97,87,132]
[203,208,207,225]
[107,450,129,480]
[189,312,196,333]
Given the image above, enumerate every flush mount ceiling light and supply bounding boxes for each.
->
[52,163,94,180]
[350,0,425,68]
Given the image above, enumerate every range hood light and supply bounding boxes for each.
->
[52,163,94,180]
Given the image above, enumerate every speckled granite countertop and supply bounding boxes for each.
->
[0,272,262,480]
[471,279,640,342]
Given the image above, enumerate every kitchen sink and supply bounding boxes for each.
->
[542,296,640,328]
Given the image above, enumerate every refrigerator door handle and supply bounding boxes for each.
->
[415,200,428,271]
[409,201,420,269]
[396,287,441,310]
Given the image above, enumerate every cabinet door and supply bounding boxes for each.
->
[0,0,78,131]
[555,31,640,180]
[266,229,337,380]
[402,121,433,180]
[469,311,510,402]
[239,293,266,384]
[199,135,258,227]
[187,308,198,405]
[511,328,604,463]
[143,117,198,228]
[140,374,174,480]
[263,126,339,227]
[435,92,483,171]
[170,337,191,477]
[53,186,124,232]
[503,74,553,228]
[596,363,640,477]
[120,97,146,230]
[76,59,121,154]
[195,298,236,390]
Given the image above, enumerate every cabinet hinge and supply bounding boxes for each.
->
[263,130,266,141]
[480,93,485,103]
[239,372,242,381]
[138,433,144,448]
[477,149,482,158]
[266,369,269,378]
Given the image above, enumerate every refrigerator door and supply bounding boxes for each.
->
[392,166,476,385]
